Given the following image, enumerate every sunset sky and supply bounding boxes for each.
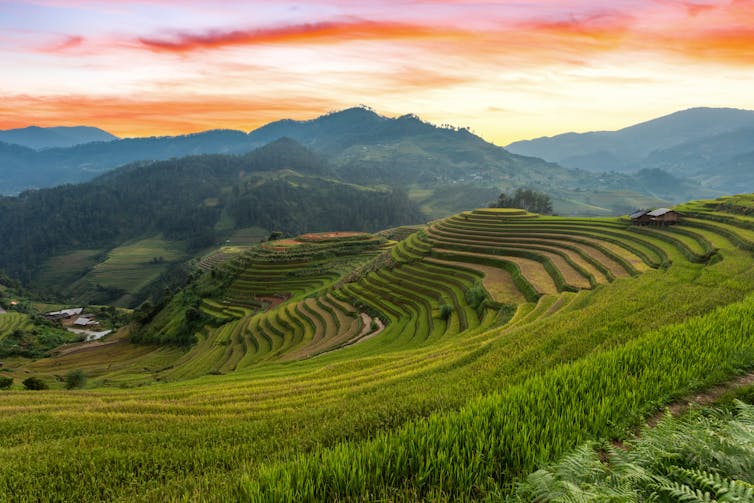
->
[1,0,753,144]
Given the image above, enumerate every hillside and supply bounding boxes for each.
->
[3,195,754,499]
[506,107,754,194]
[0,108,712,216]
[0,125,117,150]
[0,138,422,306]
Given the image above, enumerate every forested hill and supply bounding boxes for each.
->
[0,138,422,284]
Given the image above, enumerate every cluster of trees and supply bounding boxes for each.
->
[491,188,553,214]
[229,178,422,235]
[0,370,86,391]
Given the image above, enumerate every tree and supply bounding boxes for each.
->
[0,376,12,390]
[492,188,553,214]
[64,369,87,389]
[22,376,48,390]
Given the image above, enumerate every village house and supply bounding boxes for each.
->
[73,316,97,327]
[648,208,680,225]
[630,208,680,226]
[629,209,652,225]
[43,307,83,321]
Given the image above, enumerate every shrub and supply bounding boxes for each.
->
[64,369,87,390]
[439,304,453,321]
[0,376,12,390]
[22,376,48,390]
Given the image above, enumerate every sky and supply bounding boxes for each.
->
[0,0,753,145]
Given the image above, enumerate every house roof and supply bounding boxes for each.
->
[648,208,675,217]
[74,317,93,326]
[630,210,649,219]
[46,307,83,317]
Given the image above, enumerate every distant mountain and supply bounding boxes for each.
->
[0,125,118,149]
[0,129,260,194]
[506,107,754,193]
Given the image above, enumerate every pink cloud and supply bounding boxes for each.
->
[36,35,85,53]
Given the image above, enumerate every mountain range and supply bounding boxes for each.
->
[0,107,722,217]
[506,107,754,194]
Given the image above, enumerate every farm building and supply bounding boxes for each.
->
[629,209,652,225]
[44,307,83,320]
[74,316,96,327]
[648,208,680,225]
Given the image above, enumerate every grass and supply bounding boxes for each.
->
[4,195,754,500]
[88,236,186,295]
[31,249,104,290]
[0,312,33,341]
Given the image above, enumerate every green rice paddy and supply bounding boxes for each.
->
[4,196,754,501]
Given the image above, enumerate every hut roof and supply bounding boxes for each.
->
[648,208,674,217]
[45,307,83,317]
[630,209,649,219]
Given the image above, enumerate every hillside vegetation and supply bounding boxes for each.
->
[0,138,422,305]
[3,195,754,500]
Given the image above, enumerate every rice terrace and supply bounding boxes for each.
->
[2,192,754,501]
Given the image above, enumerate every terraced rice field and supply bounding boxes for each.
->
[5,201,754,501]
[0,312,32,340]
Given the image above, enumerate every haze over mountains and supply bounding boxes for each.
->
[0,125,117,150]
[506,107,754,194]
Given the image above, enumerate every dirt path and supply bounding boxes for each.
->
[612,371,754,450]
[53,337,127,357]
[647,371,754,427]
[311,314,385,358]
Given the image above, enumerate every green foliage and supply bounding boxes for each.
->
[131,287,205,346]
[0,313,76,359]
[439,303,453,320]
[64,370,87,390]
[464,283,486,310]
[0,376,12,390]
[22,376,48,390]
[492,188,553,214]
[514,402,754,502]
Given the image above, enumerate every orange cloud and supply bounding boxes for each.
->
[0,95,340,137]
[138,20,466,53]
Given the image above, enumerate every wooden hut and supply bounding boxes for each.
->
[648,208,680,225]
[629,209,652,225]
